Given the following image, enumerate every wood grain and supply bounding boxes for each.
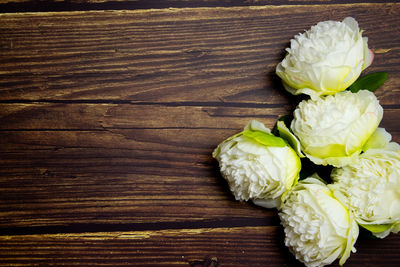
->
[1,4,399,104]
[1,103,399,132]
[0,227,299,266]
[0,0,397,13]
[0,227,399,266]
[0,103,399,228]
[0,102,284,227]
[0,103,290,130]
[0,226,400,267]
[1,3,400,266]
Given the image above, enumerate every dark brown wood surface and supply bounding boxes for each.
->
[1,2,400,266]
[0,0,397,13]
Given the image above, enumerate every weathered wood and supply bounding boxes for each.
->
[0,103,290,130]
[0,108,276,227]
[0,0,397,13]
[0,4,399,104]
[0,100,280,228]
[0,227,399,266]
[1,103,399,131]
[0,106,399,227]
[0,134,278,228]
[1,3,400,266]
[0,227,297,266]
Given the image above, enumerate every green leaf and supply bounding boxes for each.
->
[348,72,388,93]
[242,130,287,147]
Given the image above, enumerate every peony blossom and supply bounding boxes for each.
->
[279,176,359,267]
[291,90,383,167]
[212,120,301,208]
[330,145,400,238]
[276,17,374,99]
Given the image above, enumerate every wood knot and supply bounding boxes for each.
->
[184,48,210,58]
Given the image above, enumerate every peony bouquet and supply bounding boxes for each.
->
[213,17,398,266]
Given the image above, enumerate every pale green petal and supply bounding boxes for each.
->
[392,223,400,234]
[339,212,359,265]
[387,142,400,151]
[305,143,348,159]
[285,147,301,190]
[242,130,287,148]
[363,127,392,151]
[359,223,392,235]
[252,198,280,209]
[359,222,394,239]
[372,230,392,239]
[282,82,321,100]
[244,119,271,134]
[277,120,305,158]
[319,65,352,93]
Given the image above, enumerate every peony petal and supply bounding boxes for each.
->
[244,119,271,134]
[277,120,305,158]
[362,36,374,70]
[252,198,280,209]
[363,127,392,151]
[343,17,359,32]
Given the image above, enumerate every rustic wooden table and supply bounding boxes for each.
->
[1,1,399,266]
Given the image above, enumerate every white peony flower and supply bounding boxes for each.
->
[330,146,400,238]
[279,176,359,267]
[291,90,383,167]
[276,17,374,99]
[212,120,301,208]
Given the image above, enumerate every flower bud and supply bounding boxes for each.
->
[212,120,301,208]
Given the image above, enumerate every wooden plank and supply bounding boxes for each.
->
[0,100,399,228]
[0,4,399,104]
[0,108,399,227]
[0,103,290,130]
[0,227,399,266]
[0,0,396,13]
[0,102,399,131]
[0,227,295,266]
[1,4,400,266]
[0,126,277,227]
[0,118,281,228]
